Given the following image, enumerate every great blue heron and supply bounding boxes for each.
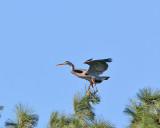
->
[56,58,112,93]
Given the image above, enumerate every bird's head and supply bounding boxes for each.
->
[56,61,71,66]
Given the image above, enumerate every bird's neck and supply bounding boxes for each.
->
[68,62,75,72]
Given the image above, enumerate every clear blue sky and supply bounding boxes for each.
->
[0,0,160,127]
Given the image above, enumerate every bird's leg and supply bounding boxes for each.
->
[88,81,92,91]
[88,81,95,93]
[91,83,95,92]
[91,78,98,93]
[95,84,98,92]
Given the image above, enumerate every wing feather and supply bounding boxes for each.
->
[84,58,112,76]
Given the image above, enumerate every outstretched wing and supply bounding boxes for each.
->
[84,58,112,76]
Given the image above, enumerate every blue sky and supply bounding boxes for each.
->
[0,0,160,127]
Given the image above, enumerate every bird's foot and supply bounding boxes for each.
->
[94,90,98,94]
[91,92,95,96]
[91,90,98,95]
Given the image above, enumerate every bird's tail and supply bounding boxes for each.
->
[95,77,110,83]
[101,77,110,80]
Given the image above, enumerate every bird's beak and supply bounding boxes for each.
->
[56,62,64,66]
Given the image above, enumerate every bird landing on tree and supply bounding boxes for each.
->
[56,58,112,94]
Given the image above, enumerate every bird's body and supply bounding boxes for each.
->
[71,68,108,83]
[56,58,112,93]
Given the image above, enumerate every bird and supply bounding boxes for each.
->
[56,58,112,93]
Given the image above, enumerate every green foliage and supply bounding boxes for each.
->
[124,99,145,123]
[0,106,3,118]
[73,90,100,121]
[5,103,39,128]
[47,90,114,128]
[5,87,160,128]
[0,106,3,110]
[91,118,115,128]
[124,87,160,128]
[137,87,160,106]
[47,111,72,128]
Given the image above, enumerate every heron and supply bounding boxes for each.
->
[56,58,112,93]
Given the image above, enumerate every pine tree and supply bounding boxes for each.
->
[91,118,115,128]
[47,90,115,128]
[5,103,39,128]
[124,87,160,128]
[47,111,72,128]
